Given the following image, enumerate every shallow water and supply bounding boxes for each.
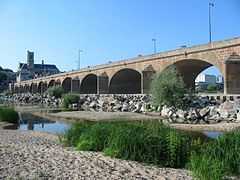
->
[203,131,223,139]
[17,113,71,134]
[4,111,223,138]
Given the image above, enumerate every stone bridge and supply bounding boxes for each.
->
[12,37,240,94]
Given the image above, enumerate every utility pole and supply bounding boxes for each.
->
[152,38,157,54]
[209,2,214,43]
[78,49,83,70]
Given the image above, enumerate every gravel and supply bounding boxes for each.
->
[0,130,192,180]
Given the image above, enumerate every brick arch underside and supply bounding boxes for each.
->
[109,69,142,94]
[80,74,97,94]
[162,59,222,90]
[62,77,72,93]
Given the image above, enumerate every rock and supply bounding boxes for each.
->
[161,106,170,117]
[89,101,97,108]
[219,101,237,119]
[176,109,186,120]
[199,107,210,117]
[122,103,129,112]
[237,112,240,122]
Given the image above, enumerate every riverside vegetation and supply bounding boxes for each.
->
[61,121,240,180]
[0,106,19,124]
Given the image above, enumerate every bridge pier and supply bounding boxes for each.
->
[98,73,109,94]
[72,78,80,93]
[225,54,240,94]
[142,66,155,93]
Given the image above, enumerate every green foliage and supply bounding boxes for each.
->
[189,130,240,180]
[0,107,19,123]
[189,153,224,180]
[207,84,217,92]
[60,122,93,146]
[62,121,203,168]
[150,67,187,110]
[77,122,113,151]
[0,71,7,81]
[47,86,65,98]
[62,93,79,109]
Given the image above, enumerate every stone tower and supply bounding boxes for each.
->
[27,50,34,70]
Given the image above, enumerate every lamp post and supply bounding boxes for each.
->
[209,2,214,43]
[78,49,83,70]
[152,38,157,54]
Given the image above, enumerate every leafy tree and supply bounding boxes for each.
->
[207,84,217,92]
[62,93,79,109]
[47,86,65,98]
[0,72,7,81]
[150,66,187,110]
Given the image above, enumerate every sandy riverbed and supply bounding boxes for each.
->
[0,129,192,180]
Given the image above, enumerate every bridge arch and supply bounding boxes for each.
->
[55,79,61,86]
[80,74,97,94]
[30,83,38,93]
[109,68,142,94]
[48,80,56,88]
[24,84,30,93]
[161,59,224,91]
[72,76,80,93]
[62,77,72,93]
[38,81,47,94]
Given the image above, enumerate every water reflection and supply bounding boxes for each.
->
[18,112,71,134]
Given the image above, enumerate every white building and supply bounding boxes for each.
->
[195,74,216,85]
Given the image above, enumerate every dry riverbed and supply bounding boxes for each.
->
[0,129,192,180]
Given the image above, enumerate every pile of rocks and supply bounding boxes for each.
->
[78,94,151,113]
[161,99,240,124]
[3,93,240,124]
[5,93,62,107]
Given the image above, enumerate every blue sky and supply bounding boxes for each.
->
[0,0,239,76]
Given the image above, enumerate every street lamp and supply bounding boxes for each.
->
[152,38,157,54]
[209,2,214,43]
[78,49,83,70]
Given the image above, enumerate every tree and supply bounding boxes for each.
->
[0,72,7,81]
[150,67,187,110]
[207,84,217,92]
[47,86,65,98]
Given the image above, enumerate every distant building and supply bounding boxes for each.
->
[195,74,224,92]
[195,74,216,85]
[216,75,224,84]
[16,51,60,82]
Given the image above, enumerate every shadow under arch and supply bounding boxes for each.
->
[80,74,97,94]
[48,80,56,88]
[109,68,142,94]
[62,77,72,93]
[38,81,47,93]
[161,59,224,91]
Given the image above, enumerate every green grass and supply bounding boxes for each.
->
[61,121,240,179]
[61,121,204,168]
[0,107,19,123]
[189,130,240,180]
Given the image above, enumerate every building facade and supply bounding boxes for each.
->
[16,51,60,83]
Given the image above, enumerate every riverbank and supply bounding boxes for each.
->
[14,105,240,132]
[0,129,192,179]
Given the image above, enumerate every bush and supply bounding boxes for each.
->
[62,121,203,168]
[150,67,187,110]
[62,93,79,109]
[0,107,19,123]
[47,86,65,98]
[189,130,240,180]
[207,84,217,92]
